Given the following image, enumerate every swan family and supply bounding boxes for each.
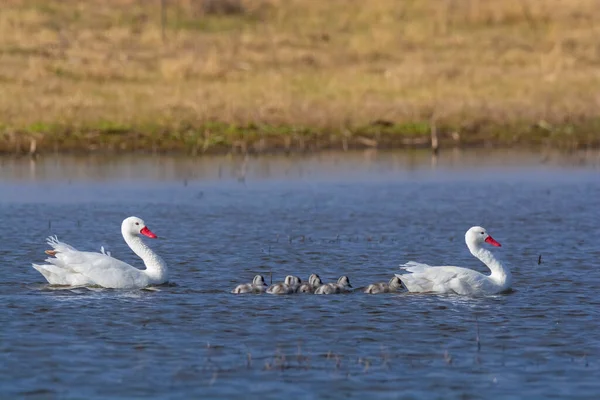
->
[31,217,511,296]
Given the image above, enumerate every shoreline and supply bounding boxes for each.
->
[2,121,599,156]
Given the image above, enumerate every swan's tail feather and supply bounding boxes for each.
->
[32,263,45,274]
[32,263,69,285]
[100,246,111,257]
[32,263,51,280]
[46,235,59,247]
[33,261,88,286]
[45,236,78,255]
[399,261,432,273]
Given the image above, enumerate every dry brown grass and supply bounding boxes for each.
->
[1,0,600,153]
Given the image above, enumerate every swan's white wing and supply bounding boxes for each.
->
[52,251,146,289]
[32,263,82,286]
[397,265,487,294]
[36,236,147,289]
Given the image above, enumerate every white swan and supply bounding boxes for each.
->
[232,275,268,294]
[396,226,510,296]
[32,216,167,289]
[364,276,402,294]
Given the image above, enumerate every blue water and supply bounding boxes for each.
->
[1,151,599,399]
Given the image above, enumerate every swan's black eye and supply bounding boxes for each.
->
[135,222,139,226]
[480,232,484,235]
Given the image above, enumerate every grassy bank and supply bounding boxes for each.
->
[1,0,600,154]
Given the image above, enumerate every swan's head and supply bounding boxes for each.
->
[337,276,352,288]
[253,275,267,286]
[122,216,157,239]
[466,226,500,247]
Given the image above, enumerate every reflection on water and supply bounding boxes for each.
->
[0,149,599,182]
[0,150,599,399]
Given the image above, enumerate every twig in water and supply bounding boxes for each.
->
[209,372,218,386]
[274,348,287,370]
[430,117,439,156]
[262,245,271,256]
[358,357,371,373]
[380,345,391,369]
[475,316,481,352]
[538,255,542,265]
[29,138,37,157]
[444,350,453,365]
[247,352,252,369]
[205,342,212,365]
[297,341,309,366]
[335,354,342,369]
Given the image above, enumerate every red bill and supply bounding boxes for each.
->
[485,235,501,247]
[140,226,158,239]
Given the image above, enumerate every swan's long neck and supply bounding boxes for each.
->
[122,230,168,284]
[467,241,511,288]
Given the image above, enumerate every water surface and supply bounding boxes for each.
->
[1,150,599,399]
